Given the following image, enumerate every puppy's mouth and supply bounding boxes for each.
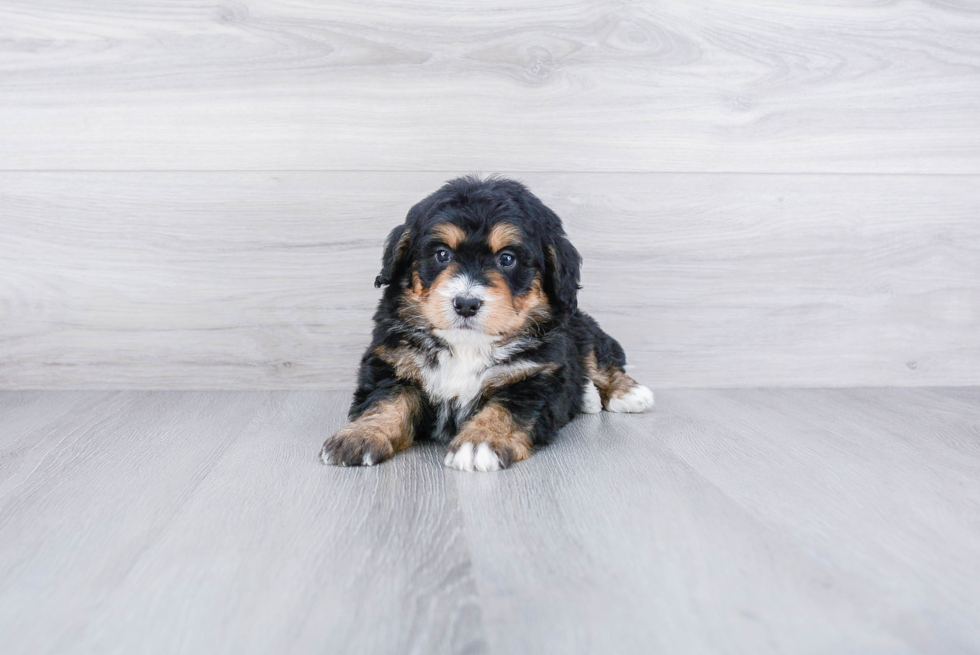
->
[450,315,480,331]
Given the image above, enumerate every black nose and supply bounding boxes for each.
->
[453,296,482,318]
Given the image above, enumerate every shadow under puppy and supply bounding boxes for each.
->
[321,176,653,472]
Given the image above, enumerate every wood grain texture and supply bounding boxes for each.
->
[452,388,980,653]
[0,391,483,655]
[929,385,980,408]
[2,0,979,172]
[1,388,979,654]
[663,389,980,652]
[2,171,978,389]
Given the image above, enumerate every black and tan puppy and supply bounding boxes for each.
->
[321,176,653,472]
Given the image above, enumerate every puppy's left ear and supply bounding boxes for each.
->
[375,224,411,288]
[545,231,582,312]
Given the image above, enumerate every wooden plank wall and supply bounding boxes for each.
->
[1,1,978,389]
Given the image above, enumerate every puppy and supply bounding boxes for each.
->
[321,176,653,472]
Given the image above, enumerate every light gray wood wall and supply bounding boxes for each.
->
[1,1,978,389]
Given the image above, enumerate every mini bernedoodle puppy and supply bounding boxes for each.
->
[320,176,653,472]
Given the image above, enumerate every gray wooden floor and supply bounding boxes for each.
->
[1,388,978,654]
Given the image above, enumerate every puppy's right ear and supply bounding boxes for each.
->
[375,224,411,288]
[545,231,582,312]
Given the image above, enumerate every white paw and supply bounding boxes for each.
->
[443,442,502,472]
[607,384,655,413]
[581,380,602,414]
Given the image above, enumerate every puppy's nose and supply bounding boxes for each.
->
[453,296,482,318]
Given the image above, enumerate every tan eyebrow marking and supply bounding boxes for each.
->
[431,223,466,249]
[488,222,522,252]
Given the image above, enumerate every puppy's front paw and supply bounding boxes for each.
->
[320,426,394,467]
[443,435,532,472]
[444,441,505,472]
[444,403,532,472]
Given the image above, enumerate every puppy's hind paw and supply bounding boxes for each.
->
[581,380,603,414]
[606,384,655,413]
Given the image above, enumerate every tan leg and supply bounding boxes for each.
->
[584,350,654,413]
[321,387,421,466]
[444,402,532,472]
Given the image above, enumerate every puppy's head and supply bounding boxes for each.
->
[375,176,581,338]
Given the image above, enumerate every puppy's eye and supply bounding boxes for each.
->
[498,252,516,268]
[435,249,452,264]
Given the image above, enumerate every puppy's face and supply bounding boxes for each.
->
[375,178,582,339]
[404,219,549,337]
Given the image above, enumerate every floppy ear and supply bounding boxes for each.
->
[375,224,411,288]
[545,232,582,312]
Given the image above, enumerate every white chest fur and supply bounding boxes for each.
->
[423,329,498,408]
